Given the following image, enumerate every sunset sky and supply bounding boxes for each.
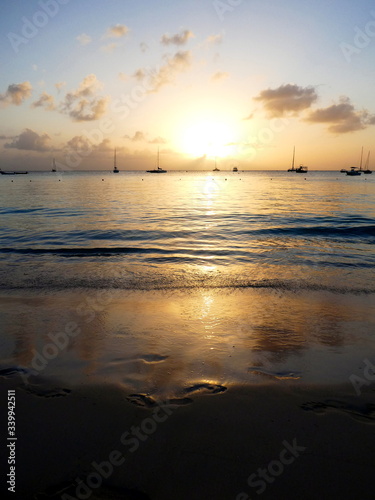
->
[1,0,374,171]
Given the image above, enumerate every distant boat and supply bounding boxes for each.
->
[146,148,166,173]
[295,165,308,173]
[287,146,296,171]
[340,169,347,173]
[345,147,366,176]
[232,166,238,172]
[52,158,56,172]
[346,166,361,176]
[0,168,28,175]
[213,157,220,171]
[113,149,119,173]
[362,150,372,174]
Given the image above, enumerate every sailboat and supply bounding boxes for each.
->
[362,150,372,174]
[52,158,56,172]
[346,147,363,176]
[213,157,220,171]
[113,149,119,173]
[287,147,296,171]
[146,148,167,173]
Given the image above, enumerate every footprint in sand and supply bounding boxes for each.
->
[181,382,227,395]
[126,393,193,407]
[248,367,301,380]
[24,386,72,398]
[301,400,375,423]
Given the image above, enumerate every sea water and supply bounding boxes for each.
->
[0,170,374,390]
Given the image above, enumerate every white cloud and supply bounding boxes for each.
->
[0,81,32,106]
[161,30,194,46]
[32,92,55,110]
[76,33,92,45]
[5,128,51,151]
[104,24,129,38]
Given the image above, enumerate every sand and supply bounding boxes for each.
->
[1,288,375,499]
[1,372,375,500]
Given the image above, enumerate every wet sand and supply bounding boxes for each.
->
[1,289,375,499]
[1,374,375,499]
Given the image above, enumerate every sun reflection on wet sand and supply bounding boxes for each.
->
[1,288,374,396]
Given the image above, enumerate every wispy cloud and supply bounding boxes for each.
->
[161,30,194,46]
[254,84,318,117]
[76,33,92,45]
[60,74,109,122]
[140,42,148,52]
[104,24,129,39]
[133,50,192,92]
[32,92,55,111]
[55,82,66,92]
[101,42,118,53]
[205,33,223,44]
[0,81,32,107]
[211,71,229,81]
[306,97,375,133]
[148,136,167,144]
[5,128,51,151]
[124,131,146,142]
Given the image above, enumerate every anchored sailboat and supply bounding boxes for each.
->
[113,149,119,173]
[362,150,372,174]
[52,158,56,172]
[287,146,296,171]
[146,148,167,173]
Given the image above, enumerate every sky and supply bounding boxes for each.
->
[0,0,374,171]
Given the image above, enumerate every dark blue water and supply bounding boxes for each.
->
[0,170,374,292]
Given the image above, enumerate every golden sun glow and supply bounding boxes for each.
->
[179,119,238,158]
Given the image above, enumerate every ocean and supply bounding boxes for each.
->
[0,170,374,389]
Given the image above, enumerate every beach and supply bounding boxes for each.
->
[0,171,374,498]
[1,287,375,499]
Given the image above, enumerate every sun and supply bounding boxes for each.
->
[179,119,237,158]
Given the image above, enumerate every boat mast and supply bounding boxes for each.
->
[359,146,363,170]
[291,146,295,170]
[365,150,370,169]
[114,148,117,169]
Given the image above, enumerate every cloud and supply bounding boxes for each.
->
[140,42,148,52]
[243,113,254,120]
[254,84,318,117]
[306,97,375,133]
[148,136,167,144]
[124,131,146,142]
[76,33,92,45]
[133,50,192,92]
[32,92,55,110]
[5,128,51,151]
[211,71,229,81]
[0,81,32,106]
[104,24,129,38]
[101,42,118,53]
[60,74,109,121]
[161,30,194,46]
[118,72,129,81]
[205,34,223,44]
[55,81,66,92]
